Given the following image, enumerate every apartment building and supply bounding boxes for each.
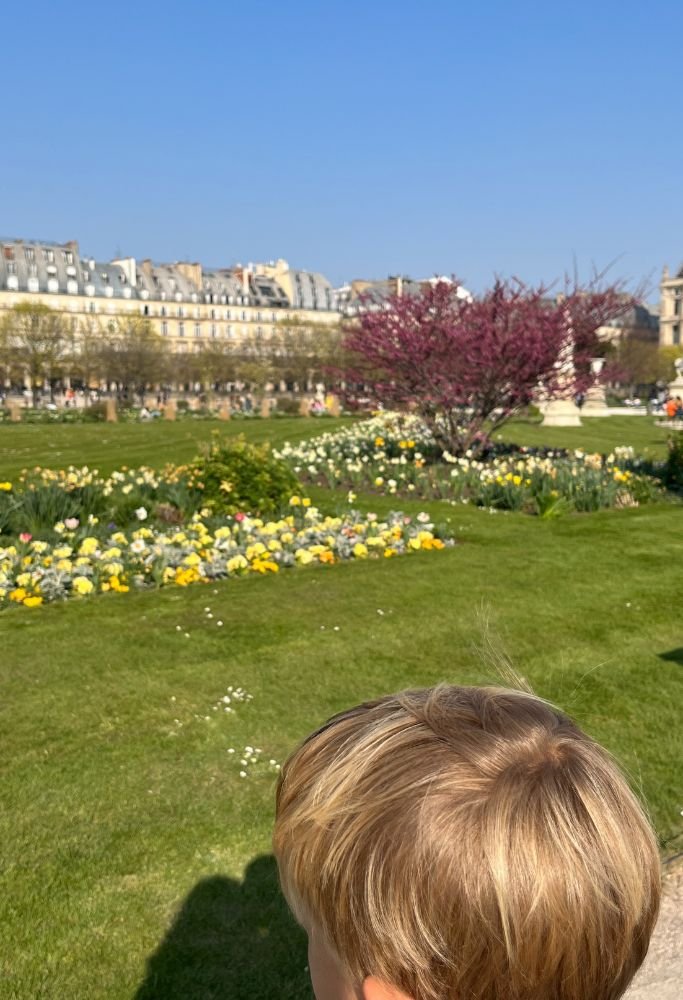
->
[659,264,683,347]
[0,238,340,357]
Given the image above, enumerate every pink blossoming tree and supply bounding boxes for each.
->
[341,278,634,455]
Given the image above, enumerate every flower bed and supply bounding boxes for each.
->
[0,493,452,609]
[275,415,663,514]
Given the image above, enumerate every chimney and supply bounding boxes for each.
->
[176,261,203,290]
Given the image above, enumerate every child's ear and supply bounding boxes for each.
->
[362,976,414,1000]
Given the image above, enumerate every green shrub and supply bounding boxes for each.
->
[190,435,299,516]
[664,433,683,490]
[275,396,301,416]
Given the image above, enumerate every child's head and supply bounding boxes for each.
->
[273,685,660,1000]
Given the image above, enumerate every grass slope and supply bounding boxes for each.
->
[1,416,681,999]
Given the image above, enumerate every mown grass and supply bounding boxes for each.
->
[1,416,681,999]
[0,416,355,481]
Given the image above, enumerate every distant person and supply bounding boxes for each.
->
[274,684,661,1000]
[666,396,678,420]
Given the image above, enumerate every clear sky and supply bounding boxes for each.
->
[2,0,680,294]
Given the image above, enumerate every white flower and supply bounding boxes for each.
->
[134,506,148,521]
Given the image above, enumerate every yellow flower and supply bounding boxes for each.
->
[23,596,43,608]
[302,497,311,507]
[289,495,301,506]
[246,542,267,560]
[374,436,385,447]
[17,572,31,588]
[10,587,27,602]
[72,576,94,596]
[227,554,249,573]
[352,542,368,558]
[79,537,100,556]
[0,482,12,491]
[251,559,279,574]
[318,551,335,564]
[374,477,384,487]
[295,549,314,565]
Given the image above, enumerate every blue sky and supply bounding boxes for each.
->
[2,1,680,294]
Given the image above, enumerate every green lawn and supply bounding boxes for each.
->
[1,416,681,999]
[0,416,355,481]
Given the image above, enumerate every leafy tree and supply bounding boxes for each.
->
[177,341,237,397]
[605,337,669,396]
[66,317,107,391]
[99,316,169,402]
[0,301,70,403]
[271,317,342,390]
[342,278,633,455]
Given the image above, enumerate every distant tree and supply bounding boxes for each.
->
[342,278,633,455]
[658,345,683,383]
[178,341,237,398]
[67,317,107,391]
[0,301,70,404]
[605,337,669,396]
[271,317,342,389]
[99,316,169,402]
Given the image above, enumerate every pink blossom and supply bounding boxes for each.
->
[19,533,32,543]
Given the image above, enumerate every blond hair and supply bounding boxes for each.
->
[273,685,660,1000]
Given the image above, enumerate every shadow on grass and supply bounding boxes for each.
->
[659,648,683,665]
[134,855,310,1000]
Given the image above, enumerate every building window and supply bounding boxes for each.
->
[160,305,167,317]
[25,247,35,262]
[7,260,16,275]
[89,301,97,313]
[211,323,217,338]
[64,250,74,265]
[673,324,681,346]
[177,305,184,317]
[3,245,14,261]
[227,325,234,339]
[241,310,247,321]
[178,322,185,337]
[162,321,168,336]
[226,309,232,320]
[44,248,54,264]
[210,308,216,319]
[194,322,201,337]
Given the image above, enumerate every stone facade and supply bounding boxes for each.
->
[659,265,683,347]
[0,239,340,362]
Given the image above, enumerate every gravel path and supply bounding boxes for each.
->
[625,864,682,1000]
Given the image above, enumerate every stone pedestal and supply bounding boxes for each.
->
[667,361,683,405]
[105,398,117,423]
[164,400,177,421]
[218,401,231,421]
[9,403,21,423]
[581,384,610,417]
[542,397,582,427]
